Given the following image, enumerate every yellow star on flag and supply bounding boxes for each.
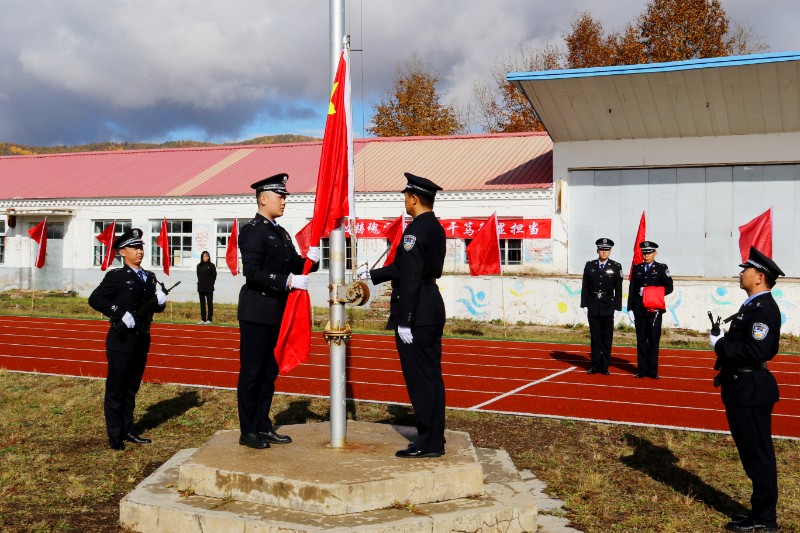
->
[328,81,339,115]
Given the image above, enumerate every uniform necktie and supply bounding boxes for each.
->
[138,270,146,283]
[644,264,650,273]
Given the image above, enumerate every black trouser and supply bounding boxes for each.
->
[634,310,662,376]
[588,314,614,371]
[726,403,778,527]
[237,320,279,435]
[199,291,214,321]
[395,324,446,453]
[105,348,148,440]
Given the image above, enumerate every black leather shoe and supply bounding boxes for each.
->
[634,373,645,378]
[650,375,660,379]
[239,433,270,449]
[587,368,598,375]
[725,518,778,532]
[258,430,292,444]
[601,369,611,375]
[395,445,445,458]
[109,438,125,451]
[125,432,152,444]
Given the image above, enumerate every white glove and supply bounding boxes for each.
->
[356,265,370,280]
[307,246,320,263]
[582,307,588,318]
[156,289,167,305]
[639,287,644,296]
[709,329,724,348]
[290,274,309,291]
[628,310,635,324]
[122,311,136,329]
[397,326,413,344]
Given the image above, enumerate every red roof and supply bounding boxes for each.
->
[0,132,552,200]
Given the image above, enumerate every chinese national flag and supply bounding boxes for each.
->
[276,44,353,375]
[383,213,405,266]
[226,218,239,276]
[96,220,116,271]
[157,217,170,275]
[738,208,772,262]
[629,212,646,280]
[294,220,313,258]
[28,217,47,269]
[466,213,501,276]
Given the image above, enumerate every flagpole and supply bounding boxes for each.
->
[328,0,347,448]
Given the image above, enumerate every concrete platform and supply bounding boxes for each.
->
[176,422,484,515]
[120,421,537,532]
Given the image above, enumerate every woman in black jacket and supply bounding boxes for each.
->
[197,251,217,324]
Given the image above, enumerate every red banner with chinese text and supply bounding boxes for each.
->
[340,218,551,239]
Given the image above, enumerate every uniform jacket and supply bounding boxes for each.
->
[88,265,166,353]
[237,213,318,326]
[371,210,446,329]
[196,261,217,293]
[714,292,781,407]
[627,261,674,313]
[580,258,623,316]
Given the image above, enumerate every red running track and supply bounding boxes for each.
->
[1,315,798,439]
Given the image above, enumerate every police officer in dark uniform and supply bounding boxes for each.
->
[88,228,167,450]
[236,173,320,449]
[360,172,447,458]
[627,241,673,378]
[710,247,783,533]
[580,238,623,375]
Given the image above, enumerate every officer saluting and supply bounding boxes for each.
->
[360,172,447,458]
[627,241,673,379]
[580,238,623,375]
[710,247,783,533]
[88,228,167,450]
[236,173,320,449]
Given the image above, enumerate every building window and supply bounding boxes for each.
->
[215,219,246,269]
[0,220,5,263]
[321,237,353,270]
[92,220,132,267]
[46,222,65,239]
[464,238,522,266]
[151,219,192,268]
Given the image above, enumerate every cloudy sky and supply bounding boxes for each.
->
[1,0,798,146]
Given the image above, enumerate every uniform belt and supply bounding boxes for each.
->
[422,278,437,285]
[593,290,605,298]
[734,363,767,374]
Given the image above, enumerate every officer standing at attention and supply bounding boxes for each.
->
[627,241,673,379]
[580,238,623,375]
[236,173,320,449]
[89,228,167,450]
[710,247,783,533]
[359,172,447,458]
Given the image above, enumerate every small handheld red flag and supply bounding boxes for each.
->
[629,212,646,280]
[28,217,47,269]
[96,220,116,271]
[226,219,239,276]
[738,208,772,262]
[157,217,170,275]
[382,213,405,266]
[465,213,501,276]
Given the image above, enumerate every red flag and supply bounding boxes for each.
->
[226,219,239,276]
[383,214,405,266]
[629,212,646,280]
[157,217,170,275]
[738,208,772,262]
[466,213,501,276]
[28,217,47,269]
[96,220,116,271]
[294,220,313,258]
[276,45,353,375]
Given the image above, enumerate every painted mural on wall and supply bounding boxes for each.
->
[442,276,800,334]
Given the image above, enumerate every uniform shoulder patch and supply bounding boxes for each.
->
[403,235,416,251]
[752,322,769,340]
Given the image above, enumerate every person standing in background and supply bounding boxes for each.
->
[196,250,216,324]
[580,238,623,375]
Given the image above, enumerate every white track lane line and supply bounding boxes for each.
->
[468,366,577,409]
